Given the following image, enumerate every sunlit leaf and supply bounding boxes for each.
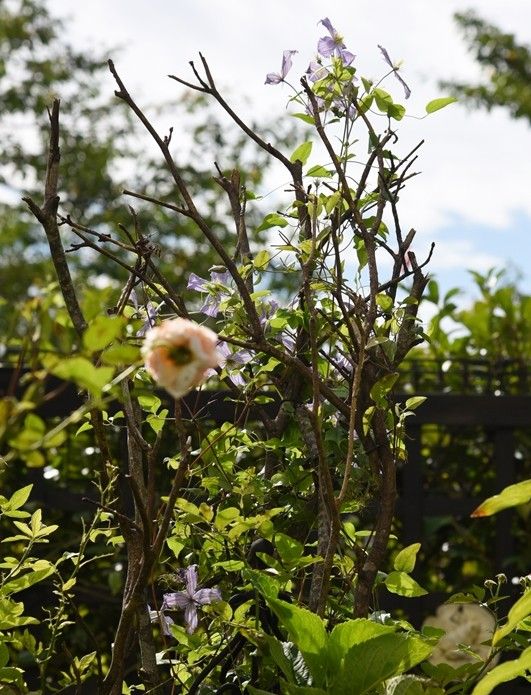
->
[425,97,457,114]
[471,480,531,517]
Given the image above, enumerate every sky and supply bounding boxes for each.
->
[47,0,531,301]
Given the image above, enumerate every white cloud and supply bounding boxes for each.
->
[44,0,531,287]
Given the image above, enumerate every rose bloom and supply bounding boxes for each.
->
[141,318,222,399]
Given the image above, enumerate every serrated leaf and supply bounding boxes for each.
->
[425,97,457,114]
[471,480,531,517]
[290,141,313,166]
[384,571,427,597]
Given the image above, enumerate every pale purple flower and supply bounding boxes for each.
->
[130,290,161,337]
[378,45,411,99]
[265,50,297,85]
[317,18,355,65]
[213,341,253,387]
[162,565,221,634]
[148,605,174,636]
[259,298,279,328]
[187,270,231,317]
[306,59,329,83]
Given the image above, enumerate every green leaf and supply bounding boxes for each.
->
[394,543,421,573]
[83,315,125,352]
[493,589,531,644]
[370,372,399,408]
[385,675,444,694]
[292,112,315,125]
[376,293,393,311]
[3,485,33,515]
[471,480,531,517]
[332,632,433,694]
[329,619,394,664]
[267,598,328,686]
[253,249,271,269]
[405,397,427,411]
[213,559,245,572]
[214,507,240,530]
[425,97,457,114]
[0,598,39,629]
[384,571,427,597]
[290,141,313,165]
[101,343,140,366]
[471,646,531,695]
[275,533,303,564]
[306,165,332,178]
[257,213,288,232]
[51,358,114,398]
[374,88,393,111]
[1,564,54,597]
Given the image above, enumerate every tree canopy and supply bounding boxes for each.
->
[442,10,531,124]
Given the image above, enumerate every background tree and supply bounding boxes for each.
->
[442,10,531,124]
[0,0,294,333]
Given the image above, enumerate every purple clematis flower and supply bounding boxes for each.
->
[215,341,253,387]
[317,18,355,65]
[187,270,231,317]
[162,565,221,634]
[265,50,298,85]
[378,45,411,99]
[148,604,174,636]
[305,59,329,83]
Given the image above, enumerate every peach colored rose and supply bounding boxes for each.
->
[141,318,222,398]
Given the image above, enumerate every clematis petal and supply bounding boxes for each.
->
[378,44,394,69]
[185,564,198,595]
[199,296,220,317]
[265,72,282,85]
[280,50,297,79]
[395,72,411,99]
[318,36,336,58]
[185,604,199,633]
[320,17,336,36]
[194,587,222,606]
[162,591,190,610]
[378,44,411,99]
[187,273,208,291]
[339,48,355,66]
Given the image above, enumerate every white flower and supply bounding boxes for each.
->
[422,603,499,668]
[141,318,222,399]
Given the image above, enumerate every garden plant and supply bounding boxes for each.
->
[0,15,530,695]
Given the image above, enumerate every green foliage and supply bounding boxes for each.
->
[471,479,531,517]
[2,9,527,694]
[442,11,531,124]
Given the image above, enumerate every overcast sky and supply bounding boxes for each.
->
[48,0,531,299]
